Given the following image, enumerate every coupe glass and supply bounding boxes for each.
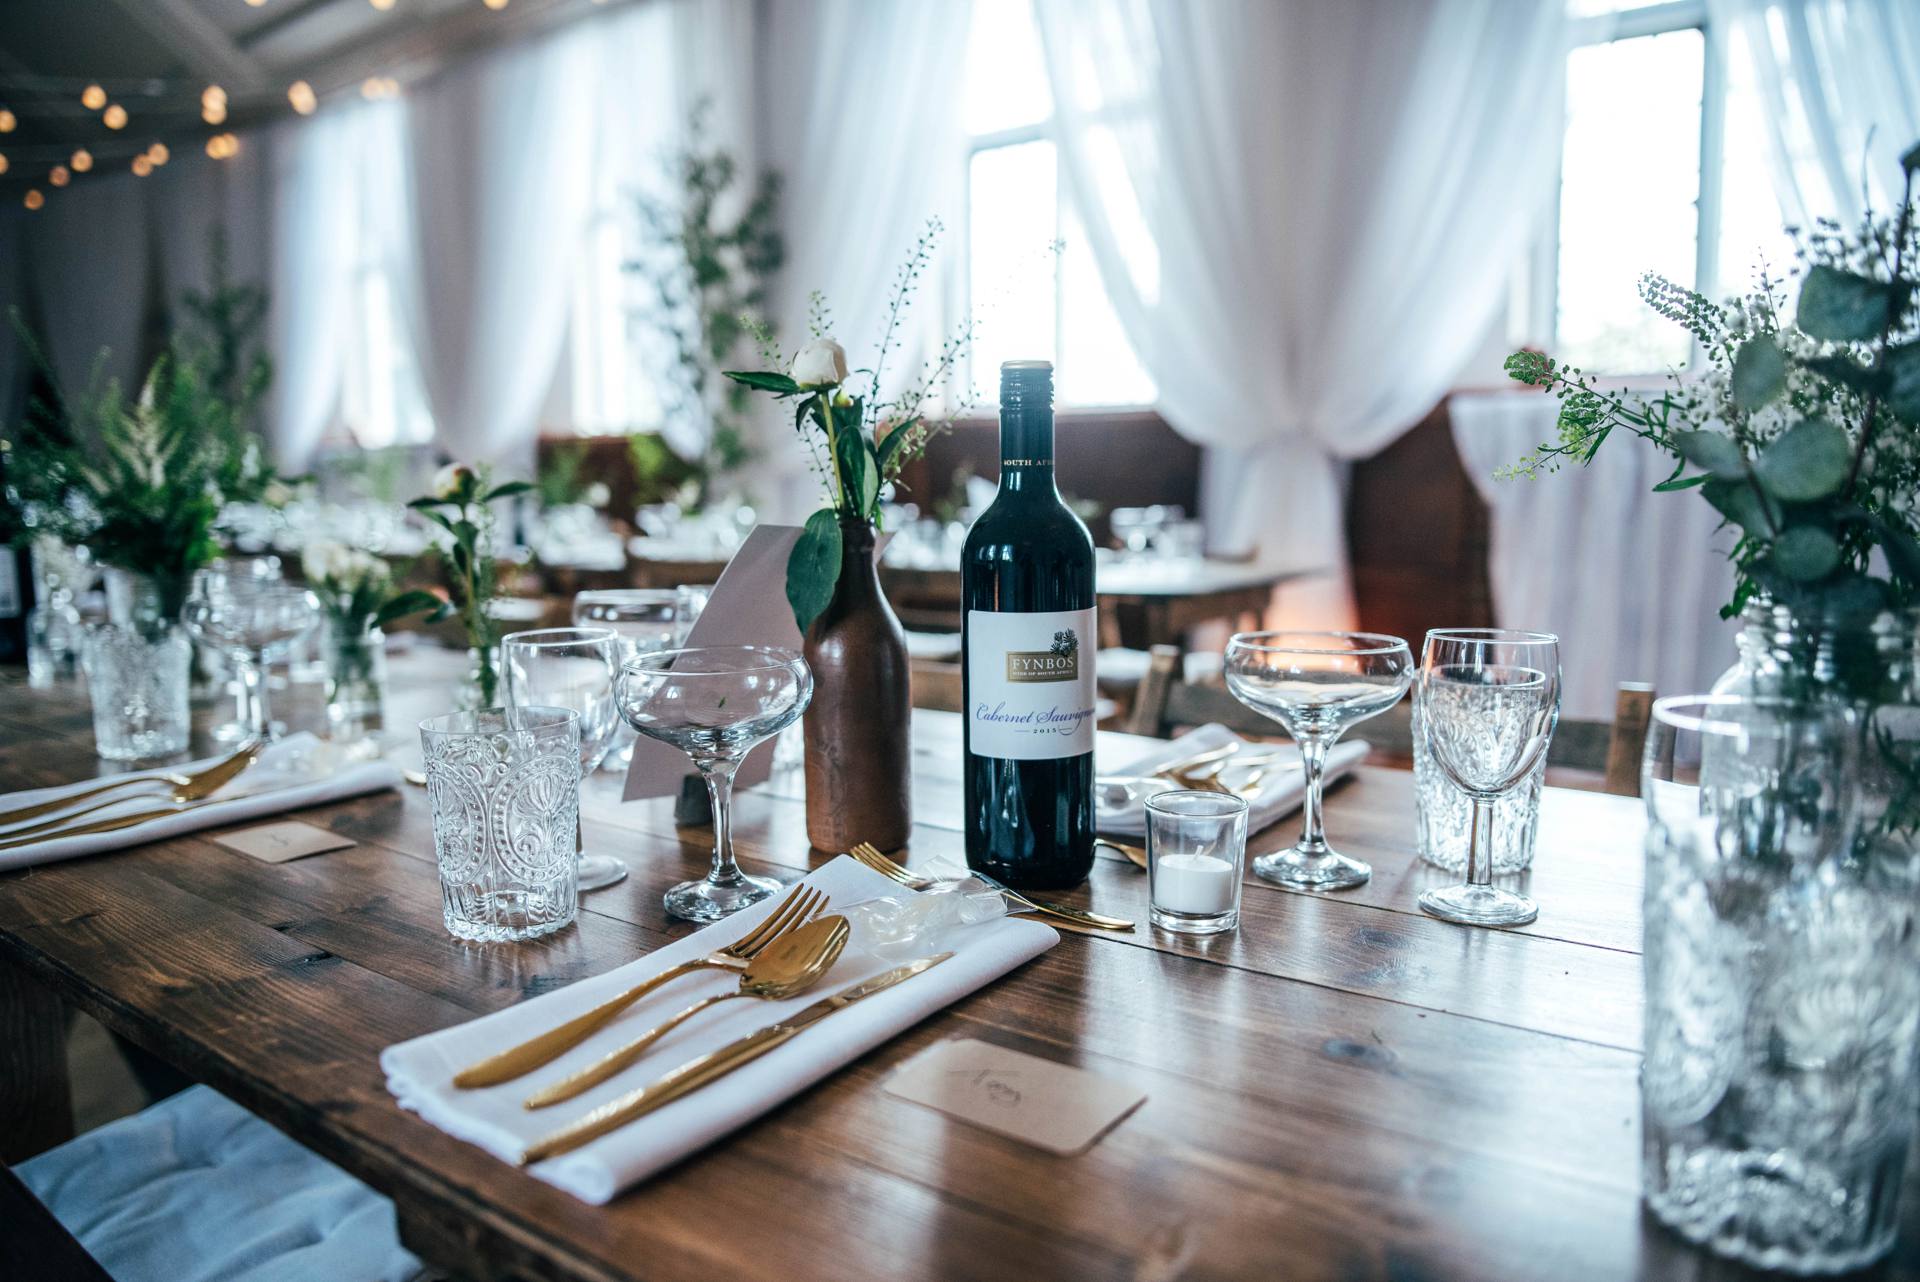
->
[1415,629,1560,927]
[572,589,683,772]
[503,627,624,891]
[1224,631,1413,890]
[615,646,813,922]
[182,567,317,742]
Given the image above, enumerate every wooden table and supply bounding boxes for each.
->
[2,654,1914,1281]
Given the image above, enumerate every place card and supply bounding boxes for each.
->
[213,821,356,864]
[882,1037,1146,1155]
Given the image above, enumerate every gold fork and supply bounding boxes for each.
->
[850,842,1136,932]
[524,915,852,1108]
[0,738,266,830]
[452,884,830,1089]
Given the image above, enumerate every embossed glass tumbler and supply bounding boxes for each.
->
[420,707,582,942]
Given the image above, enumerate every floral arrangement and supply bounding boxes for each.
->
[725,220,972,631]
[1502,144,1920,631]
[301,542,443,637]
[406,462,530,706]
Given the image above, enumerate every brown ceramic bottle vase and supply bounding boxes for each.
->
[802,515,912,853]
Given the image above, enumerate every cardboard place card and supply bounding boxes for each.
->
[883,1038,1146,1156]
[213,821,356,864]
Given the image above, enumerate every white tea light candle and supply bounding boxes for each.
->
[1146,789,1249,935]
[1153,853,1236,915]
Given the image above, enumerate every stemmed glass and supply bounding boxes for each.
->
[503,627,624,891]
[615,646,813,922]
[1223,631,1414,890]
[1416,630,1560,927]
[191,557,285,742]
[182,566,318,743]
[572,590,683,772]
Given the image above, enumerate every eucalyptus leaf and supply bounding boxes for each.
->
[375,589,450,627]
[1814,572,1890,622]
[1887,341,1920,423]
[484,481,533,502]
[1673,429,1747,479]
[1770,526,1841,582]
[1754,418,1852,501]
[726,370,802,396]
[1651,473,1709,492]
[1796,265,1893,342]
[1803,352,1890,398]
[1730,335,1786,411]
[786,508,843,635]
[1702,477,1779,534]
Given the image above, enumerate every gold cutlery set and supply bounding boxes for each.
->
[0,740,267,852]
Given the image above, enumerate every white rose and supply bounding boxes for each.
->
[583,481,611,509]
[343,549,390,591]
[433,462,475,500]
[302,541,350,585]
[789,338,848,389]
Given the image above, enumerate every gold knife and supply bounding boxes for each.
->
[520,953,954,1164]
[0,804,194,852]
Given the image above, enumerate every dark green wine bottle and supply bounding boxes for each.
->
[961,360,1097,889]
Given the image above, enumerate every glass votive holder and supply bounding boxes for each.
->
[1146,790,1249,935]
[420,707,582,943]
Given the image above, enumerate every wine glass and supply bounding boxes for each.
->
[1223,631,1414,890]
[503,627,624,891]
[192,557,284,742]
[572,590,683,771]
[1416,630,1560,927]
[182,568,317,743]
[615,646,812,922]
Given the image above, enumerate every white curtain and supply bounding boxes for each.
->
[21,174,153,401]
[396,25,597,474]
[1034,0,1568,625]
[756,0,973,520]
[151,145,273,321]
[1451,391,1739,719]
[1706,0,1920,229]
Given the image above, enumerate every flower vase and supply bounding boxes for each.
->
[459,645,501,712]
[326,621,388,757]
[801,516,912,852]
[85,567,191,761]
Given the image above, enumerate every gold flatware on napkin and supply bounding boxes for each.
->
[524,915,851,1108]
[1094,837,1148,870]
[454,885,831,1089]
[850,842,1136,933]
[519,953,953,1164]
[0,738,265,830]
[0,800,221,852]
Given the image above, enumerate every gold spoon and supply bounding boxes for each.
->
[524,915,852,1108]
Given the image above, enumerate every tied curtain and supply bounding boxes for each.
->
[1032,0,1569,624]
[1705,0,1920,230]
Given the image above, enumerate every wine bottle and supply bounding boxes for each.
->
[961,360,1097,889]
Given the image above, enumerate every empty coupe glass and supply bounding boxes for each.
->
[1223,631,1413,890]
[182,567,318,743]
[503,627,623,890]
[1416,630,1560,927]
[615,646,812,922]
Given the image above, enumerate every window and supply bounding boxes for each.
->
[569,199,663,436]
[961,0,1156,408]
[337,263,433,450]
[1531,0,1795,375]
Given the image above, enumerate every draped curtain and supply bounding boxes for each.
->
[1705,0,1920,229]
[1033,0,1569,624]
[21,175,153,401]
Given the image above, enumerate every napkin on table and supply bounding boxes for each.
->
[1099,723,1369,838]
[0,733,402,873]
[381,855,1058,1203]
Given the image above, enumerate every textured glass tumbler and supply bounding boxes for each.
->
[82,623,191,761]
[1147,790,1248,935]
[420,707,582,942]
[1413,696,1544,874]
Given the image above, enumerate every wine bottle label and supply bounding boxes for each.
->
[966,607,1097,760]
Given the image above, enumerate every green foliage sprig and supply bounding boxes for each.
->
[299,541,443,637]
[1503,142,1920,626]
[407,463,530,706]
[724,219,973,633]
[630,101,784,505]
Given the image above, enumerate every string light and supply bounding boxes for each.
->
[48,165,69,187]
[246,0,267,6]
[147,142,169,166]
[0,154,8,176]
[205,133,240,160]
[483,0,508,10]
[370,0,395,9]
[24,189,43,211]
[81,84,106,110]
[70,148,92,173]
[0,109,15,133]
[202,85,227,110]
[202,101,227,125]
[287,81,317,115]
[102,103,127,129]
[360,76,399,100]
[132,154,153,177]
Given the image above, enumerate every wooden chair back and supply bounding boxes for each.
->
[909,659,964,714]
[1125,646,1655,796]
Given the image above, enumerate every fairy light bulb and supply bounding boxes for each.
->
[103,103,127,129]
[81,84,106,110]
[24,189,43,210]
[132,154,153,177]
[70,148,92,173]
[147,141,169,165]
[370,0,395,9]
[287,81,317,115]
[483,0,508,10]
[0,109,16,133]
[48,165,69,187]
[0,154,9,176]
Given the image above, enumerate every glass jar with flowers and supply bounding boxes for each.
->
[301,541,442,755]
[407,463,530,709]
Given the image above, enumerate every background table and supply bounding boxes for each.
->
[2,653,1914,1281]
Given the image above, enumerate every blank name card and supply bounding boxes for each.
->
[883,1038,1146,1155]
[213,821,356,864]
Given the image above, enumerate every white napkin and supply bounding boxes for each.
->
[381,856,1058,1203]
[0,734,403,873]
[1098,723,1369,837]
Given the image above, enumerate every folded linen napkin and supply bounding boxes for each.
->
[0,733,403,873]
[1098,723,1369,838]
[381,855,1058,1203]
